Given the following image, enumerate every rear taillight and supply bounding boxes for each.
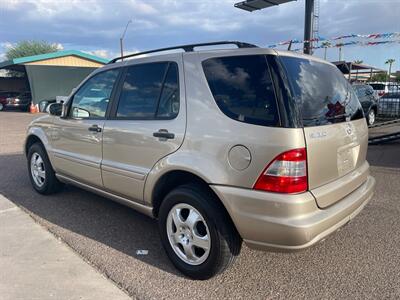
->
[253,148,308,194]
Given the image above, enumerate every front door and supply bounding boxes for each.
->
[102,58,185,202]
[51,68,120,187]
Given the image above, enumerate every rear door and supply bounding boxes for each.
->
[101,57,185,202]
[280,56,368,208]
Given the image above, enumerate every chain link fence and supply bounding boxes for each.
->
[374,83,400,121]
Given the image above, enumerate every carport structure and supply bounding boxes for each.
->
[0,50,108,105]
[332,61,385,82]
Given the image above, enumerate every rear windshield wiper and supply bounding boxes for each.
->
[326,113,350,120]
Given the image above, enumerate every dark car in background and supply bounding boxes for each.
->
[379,92,400,119]
[0,92,19,111]
[353,84,379,125]
[4,91,31,111]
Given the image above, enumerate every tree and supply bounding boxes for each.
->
[385,58,395,82]
[5,40,60,77]
[353,60,363,81]
[321,41,331,60]
[6,40,60,60]
[368,72,387,82]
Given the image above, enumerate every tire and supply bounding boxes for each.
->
[158,183,241,279]
[0,103,3,111]
[27,143,63,194]
[367,109,376,126]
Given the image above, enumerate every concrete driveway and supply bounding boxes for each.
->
[1,111,399,299]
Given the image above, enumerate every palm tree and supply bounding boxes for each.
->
[353,60,363,81]
[321,41,331,60]
[385,59,395,82]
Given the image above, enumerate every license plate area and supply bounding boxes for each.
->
[337,143,360,177]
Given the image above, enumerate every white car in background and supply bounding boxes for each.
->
[369,82,400,98]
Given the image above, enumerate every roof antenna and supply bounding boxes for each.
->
[287,40,293,51]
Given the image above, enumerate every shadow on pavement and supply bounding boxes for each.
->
[367,141,400,169]
[0,153,181,277]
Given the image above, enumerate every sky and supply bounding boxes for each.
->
[0,0,399,71]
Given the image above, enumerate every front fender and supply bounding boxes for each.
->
[25,117,55,164]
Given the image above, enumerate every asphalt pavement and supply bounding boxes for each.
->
[0,111,399,299]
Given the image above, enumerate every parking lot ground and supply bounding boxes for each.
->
[369,121,400,139]
[0,111,400,299]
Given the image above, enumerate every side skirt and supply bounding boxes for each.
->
[56,173,154,218]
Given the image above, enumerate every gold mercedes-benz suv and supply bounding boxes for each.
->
[25,41,375,279]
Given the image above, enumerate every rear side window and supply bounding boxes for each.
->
[116,62,179,119]
[281,56,364,127]
[202,55,279,127]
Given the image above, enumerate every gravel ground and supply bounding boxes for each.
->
[1,111,399,299]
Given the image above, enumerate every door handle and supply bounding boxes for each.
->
[88,124,102,133]
[153,129,175,140]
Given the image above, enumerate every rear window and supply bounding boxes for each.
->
[369,84,385,90]
[281,56,364,127]
[202,55,279,127]
[353,85,364,98]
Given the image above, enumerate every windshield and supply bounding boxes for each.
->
[280,56,364,127]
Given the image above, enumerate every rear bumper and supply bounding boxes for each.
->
[5,103,29,109]
[210,175,375,251]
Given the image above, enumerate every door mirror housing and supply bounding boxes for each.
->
[48,103,63,116]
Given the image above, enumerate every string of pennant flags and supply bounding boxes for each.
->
[267,32,400,49]
[291,39,400,52]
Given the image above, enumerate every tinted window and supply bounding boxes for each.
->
[369,84,385,90]
[202,55,279,127]
[281,56,364,127]
[156,63,180,118]
[353,86,364,98]
[365,86,374,95]
[116,62,179,119]
[70,69,119,119]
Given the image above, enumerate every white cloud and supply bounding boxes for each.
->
[88,49,110,59]
[127,0,158,15]
[0,42,14,50]
[52,43,64,50]
[1,0,399,70]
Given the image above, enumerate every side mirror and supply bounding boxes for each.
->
[48,103,63,116]
[72,107,90,118]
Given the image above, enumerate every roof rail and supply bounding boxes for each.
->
[108,41,258,64]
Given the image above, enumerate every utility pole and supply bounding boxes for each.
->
[120,19,132,60]
[303,0,315,55]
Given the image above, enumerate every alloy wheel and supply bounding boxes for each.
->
[368,110,375,125]
[30,152,46,187]
[166,203,211,265]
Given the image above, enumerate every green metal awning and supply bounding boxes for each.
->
[0,50,109,70]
